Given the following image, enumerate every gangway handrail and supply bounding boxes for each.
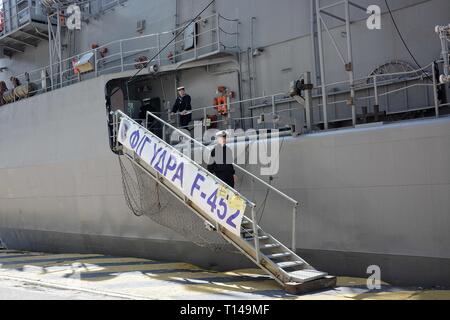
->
[144,109,300,251]
[115,110,256,209]
[145,110,299,207]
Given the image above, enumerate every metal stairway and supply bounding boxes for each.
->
[111,110,336,294]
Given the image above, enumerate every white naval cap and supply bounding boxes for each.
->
[215,130,228,138]
[177,86,185,91]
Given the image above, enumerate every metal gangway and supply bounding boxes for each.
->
[111,110,336,294]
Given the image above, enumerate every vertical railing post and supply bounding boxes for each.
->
[203,107,207,134]
[271,95,276,129]
[94,48,98,77]
[114,113,119,150]
[58,9,63,89]
[432,61,440,118]
[111,112,114,143]
[145,111,149,129]
[48,13,54,91]
[77,54,81,82]
[251,205,260,264]
[304,71,313,132]
[227,95,232,129]
[373,75,379,109]
[316,0,328,130]
[162,123,166,143]
[216,13,221,51]
[235,20,239,51]
[344,0,356,127]
[193,19,198,60]
[292,205,297,252]
[157,33,161,65]
[120,41,124,72]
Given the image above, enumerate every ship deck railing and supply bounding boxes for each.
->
[142,59,449,133]
[8,12,239,97]
[4,11,449,133]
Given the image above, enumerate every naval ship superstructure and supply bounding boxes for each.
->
[0,0,449,289]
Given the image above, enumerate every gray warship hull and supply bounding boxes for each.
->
[0,72,449,287]
[0,0,450,288]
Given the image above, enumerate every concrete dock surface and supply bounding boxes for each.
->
[0,249,449,300]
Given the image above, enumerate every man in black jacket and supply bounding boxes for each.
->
[171,86,192,128]
[207,130,237,188]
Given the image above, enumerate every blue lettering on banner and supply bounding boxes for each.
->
[151,145,163,166]
[226,210,241,228]
[154,150,167,174]
[217,198,227,220]
[172,162,184,187]
[137,136,151,157]
[207,188,218,213]
[164,155,177,177]
[130,130,140,149]
[191,173,205,197]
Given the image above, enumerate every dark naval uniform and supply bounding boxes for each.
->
[207,144,235,188]
[172,95,192,128]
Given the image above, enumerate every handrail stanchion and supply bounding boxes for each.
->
[292,205,298,252]
[203,107,207,134]
[194,20,198,60]
[120,40,124,72]
[157,33,161,65]
[162,122,166,142]
[271,95,276,129]
[432,61,440,118]
[344,0,356,127]
[251,205,260,264]
[373,75,379,111]
[77,54,81,82]
[304,71,313,132]
[316,0,328,130]
[227,95,232,129]
[235,19,239,51]
[113,112,118,150]
[145,111,149,129]
[216,13,221,51]
[94,48,98,77]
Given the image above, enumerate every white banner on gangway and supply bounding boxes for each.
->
[118,118,246,237]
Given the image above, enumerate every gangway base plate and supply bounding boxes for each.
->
[284,276,337,295]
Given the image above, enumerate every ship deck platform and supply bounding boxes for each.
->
[0,249,449,300]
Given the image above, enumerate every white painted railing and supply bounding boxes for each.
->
[6,13,238,101]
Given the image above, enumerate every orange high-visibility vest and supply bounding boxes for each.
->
[214,96,228,115]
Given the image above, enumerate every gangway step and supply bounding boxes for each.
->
[266,252,292,259]
[277,261,305,269]
[244,235,270,241]
[241,228,255,234]
[288,270,329,282]
[260,243,281,249]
